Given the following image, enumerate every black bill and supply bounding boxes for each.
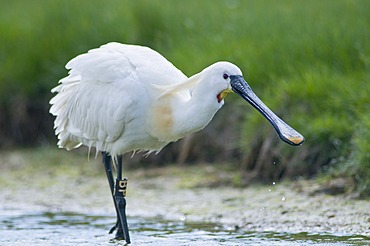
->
[230,75,304,146]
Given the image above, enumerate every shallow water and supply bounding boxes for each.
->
[0,209,369,245]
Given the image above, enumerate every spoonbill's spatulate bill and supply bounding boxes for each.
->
[50,42,304,244]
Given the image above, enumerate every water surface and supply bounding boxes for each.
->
[0,210,368,245]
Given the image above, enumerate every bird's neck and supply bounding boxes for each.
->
[147,74,223,143]
[172,76,223,138]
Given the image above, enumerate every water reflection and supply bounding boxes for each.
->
[0,210,368,245]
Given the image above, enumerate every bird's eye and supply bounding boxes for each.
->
[223,74,229,80]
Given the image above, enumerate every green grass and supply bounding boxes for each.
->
[0,0,369,196]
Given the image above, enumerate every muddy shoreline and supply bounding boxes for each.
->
[0,149,369,236]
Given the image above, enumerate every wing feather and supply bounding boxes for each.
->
[50,42,187,154]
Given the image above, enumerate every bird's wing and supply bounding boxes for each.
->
[70,42,188,86]
[50,77,141,151]
[50,43,186,151]
[99,43,193,99]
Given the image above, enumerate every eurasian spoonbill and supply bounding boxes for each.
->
[50,42,304,243]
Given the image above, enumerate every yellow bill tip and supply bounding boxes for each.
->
[285,134,305,146]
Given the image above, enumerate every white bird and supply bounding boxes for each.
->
[49,42,304,243]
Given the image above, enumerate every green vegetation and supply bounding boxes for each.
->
[0,0,369,196]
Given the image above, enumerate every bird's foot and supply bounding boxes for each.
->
[109,224,117,234]
[108,219,127,241]
[114,228,125,240]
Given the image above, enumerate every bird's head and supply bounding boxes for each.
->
[202,61,304,146]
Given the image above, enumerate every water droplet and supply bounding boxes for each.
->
[281,196,286,201]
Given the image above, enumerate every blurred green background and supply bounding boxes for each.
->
[0,0,369,196]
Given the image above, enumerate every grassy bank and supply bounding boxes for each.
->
[0,0,369,196]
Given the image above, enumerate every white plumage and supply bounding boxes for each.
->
[50,43,245,158]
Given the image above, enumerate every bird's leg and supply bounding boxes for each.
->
[102,152,125,241]
[113,155,131,243]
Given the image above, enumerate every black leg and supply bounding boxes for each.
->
[114,155,130,243]
[102,152,130,243]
